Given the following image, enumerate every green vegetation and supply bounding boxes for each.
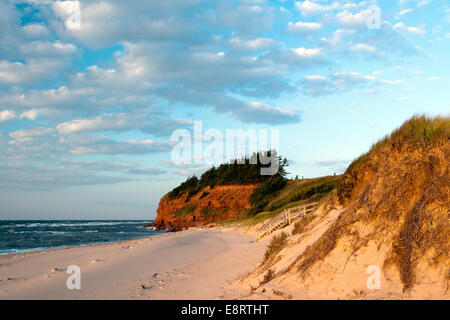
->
[167,150,342,225]
[338,114,450,201]
[264,232,288,262]
[248,175,287,216]
[267,176,339,212]
[292,214,316,235]
[346,115,449,174]
[167,151,288,201]
[200,207,222,216]
[260,269,275,285]
[199,191,210,199]
[174,204,197,217]
[216,176,340,227]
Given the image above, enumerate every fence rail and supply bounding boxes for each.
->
[256,202,318,240]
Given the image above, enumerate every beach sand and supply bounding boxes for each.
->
[0,228,268,300]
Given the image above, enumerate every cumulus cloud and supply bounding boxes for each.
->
[0,110,15,122]
[301,71,380,96]
[229,37,277,51]
[57,112,193,136]
[349,43,383,57]
[0,0,440,191]
[9,127,54,144]
[231,102,300,125]
[20,108,49,120]
[68,139,171,155]
[287,21,322,33]
[335,9,372,28]
[295,1,337,16]
[350,43,377,53]
[393,22,426,35]
[22,23,51,38]
[292,47,323,59]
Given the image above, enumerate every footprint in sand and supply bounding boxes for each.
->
[138,284,152,290]
[89,258,104,264]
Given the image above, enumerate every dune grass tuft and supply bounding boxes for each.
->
[264,232,288,262]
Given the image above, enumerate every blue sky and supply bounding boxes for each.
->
[0,0,448,219]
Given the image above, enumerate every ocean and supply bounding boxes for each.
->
[0,220,164,255]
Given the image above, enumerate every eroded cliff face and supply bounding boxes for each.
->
[152,185,257,231]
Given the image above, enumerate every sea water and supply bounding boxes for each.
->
[0,220,164,255]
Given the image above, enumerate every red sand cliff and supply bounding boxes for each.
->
[151,185,257,231]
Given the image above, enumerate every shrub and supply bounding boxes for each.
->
[264,232,288,262]
[174,204,197,217]
[199,191,210,199]
[292,214,316,235]
[248,175,287,216]
[167,150,288,200]
[260,269,275,285]
[266,176,339,213]
[200,207,220,216]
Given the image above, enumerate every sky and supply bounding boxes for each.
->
[0,0,449,220]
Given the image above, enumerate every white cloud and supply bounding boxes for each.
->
[56,112,192,136]
[234,102,299,124]
[0,110,15,122]
[287,21,322,33]
[320,28,355,48]
[295,1,337,16]
[229,37,276,50]
[397,8,413,16]
[336,9,372,28]
[22,24,51,38]
[20,41,77,57]
[393,22,426,35]
[417,0,430,7]
[9,127,53,144]
[349,43,377,53]
[0,52,75,85]
[20,108,48,120]
[301,71,392,96]
[292,47,322,58]
[66,137,171,155]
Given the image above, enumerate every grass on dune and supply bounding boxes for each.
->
[344,114,449,176]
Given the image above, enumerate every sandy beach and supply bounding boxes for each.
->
[0,228,268,300]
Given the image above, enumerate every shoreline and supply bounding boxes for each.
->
[0,226,268,299]
[0,232,167,257]
[0,220,167,256]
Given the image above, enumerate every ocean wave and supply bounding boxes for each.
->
[19,221,150,228]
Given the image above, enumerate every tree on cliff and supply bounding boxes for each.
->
[167,150,289,202]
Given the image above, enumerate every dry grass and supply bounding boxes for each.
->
[264,232,288,263]
[292,115,450,292]
[291,214,316,235]
[338,114,450,204]
[260,269,275,285]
